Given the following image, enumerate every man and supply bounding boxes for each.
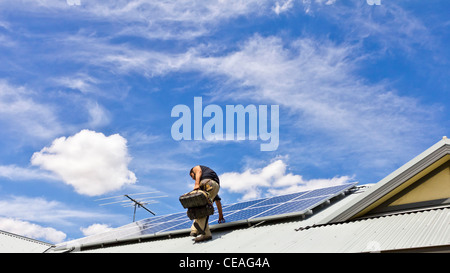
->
[189,165,224,242]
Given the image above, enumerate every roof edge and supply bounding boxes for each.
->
[318,137,450,224]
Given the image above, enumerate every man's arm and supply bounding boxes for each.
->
[215,200,225,223]
[192,165,202,190]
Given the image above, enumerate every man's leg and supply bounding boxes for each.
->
[190,188,212,236]
[194,179,219,242]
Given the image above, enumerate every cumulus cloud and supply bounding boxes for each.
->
[80,223,113,237]
[31,129,137,196]
[0,217,66,244]
[219,159,354,201]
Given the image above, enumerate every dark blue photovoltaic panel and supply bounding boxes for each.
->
[140,219,188,235]
[296,184,351,200]
[222,198,268,212]
[253,196,326,218]
[136,212,186,227]
[162,220,192,232]
[207,182,357,226]
[222,205,277,222]
[64,183,357,248]
[254,191,308,207]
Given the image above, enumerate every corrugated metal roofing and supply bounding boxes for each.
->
[288,207,450,252]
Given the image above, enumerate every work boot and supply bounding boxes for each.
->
[194,235,212,243]
[190,231,198,237]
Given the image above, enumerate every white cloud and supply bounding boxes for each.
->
[0,0,274,40]
[219,159,353,201]
[31,129,137,196]
[188,35,436,163]
[80,223,113,237]
[85,101,110,128]
[65,32,436,168]
[0,217,66,244]
[273,0,294,15]
[54,73,100,94]
[323,1,433,54]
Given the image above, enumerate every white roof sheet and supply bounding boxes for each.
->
[0,230,53,253]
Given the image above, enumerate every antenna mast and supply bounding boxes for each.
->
[124,194,155,222]
[96,192,167,222]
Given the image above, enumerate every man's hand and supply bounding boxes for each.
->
[218,215,225,224]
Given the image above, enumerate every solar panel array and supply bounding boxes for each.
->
[62,183,356,248]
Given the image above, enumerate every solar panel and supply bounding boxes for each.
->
[207,183,356,226]
[59,182,357,249]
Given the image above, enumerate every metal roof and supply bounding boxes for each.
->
[54,188,367,253]
[47,138,450,253]
[289,207,450,253]
[79,206,450,253]
[52,183,359,252]
[0,230,53,253]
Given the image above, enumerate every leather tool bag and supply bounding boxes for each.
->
[179,190,210,209]
[186,204,214,220]
[179,190,214,220]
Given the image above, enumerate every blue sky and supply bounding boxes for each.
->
[0,0,449,243]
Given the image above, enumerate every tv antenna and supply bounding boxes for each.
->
[96,191,167,222]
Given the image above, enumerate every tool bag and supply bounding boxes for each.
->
[179,190,214,220]
[186,204,214,220]
[179,190,210,209]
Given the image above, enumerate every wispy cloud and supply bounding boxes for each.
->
[0,80,64,140]
[273,0,294,15]
[189,35,437,159]
[55,29,438,169]
[0,0,277,40]
[53,73,100,94]
[0,164,57,181]
[312,1,434,54]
